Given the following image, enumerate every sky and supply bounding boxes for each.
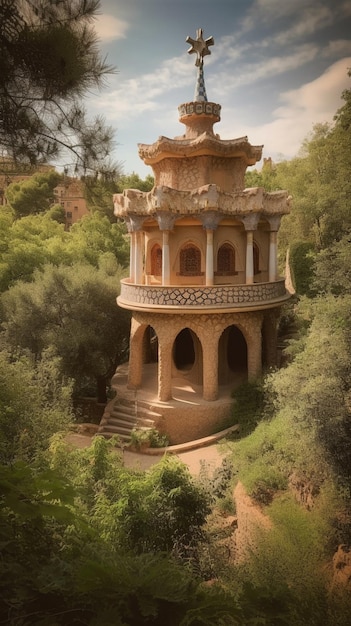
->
[89,0,351,177]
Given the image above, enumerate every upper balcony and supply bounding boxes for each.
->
[117,278,290,313]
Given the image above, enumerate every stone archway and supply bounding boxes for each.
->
[218,325,248,386]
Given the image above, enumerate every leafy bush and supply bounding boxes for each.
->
[130,427,169,449]
[230,380,267,437]
[289,241,316,296]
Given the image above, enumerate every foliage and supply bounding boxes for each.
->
[0,347,73,463]
[0,450,244,626]
[271,295,351,482]
[288,241,316,296]
[1,263,130,402]
[230,380,268,437]
[313,232,351,296]
[0,0,116,173]
[234,492,339,625]
[130,427,169,449]
[84,176,120,221]
[67,212,129,268]
[117,172,154,192]
[0,209,129,293]
[5,169,62,218]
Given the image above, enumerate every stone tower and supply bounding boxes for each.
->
[99,29,291,445]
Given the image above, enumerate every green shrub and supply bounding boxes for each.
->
[289,241,316,296]
[230,380,266,437]
[130,427,169,449]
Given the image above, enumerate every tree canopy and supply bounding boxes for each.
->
[1,263,130,402]
[0,0,115,174]
[5,170,62,218]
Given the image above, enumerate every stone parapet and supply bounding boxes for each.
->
[118,279,289,310]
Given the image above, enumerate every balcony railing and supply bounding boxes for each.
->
[118,279,290,310]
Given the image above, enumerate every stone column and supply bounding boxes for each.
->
[134,230,144,284]
[266,215,281,283]
[240,214,260,285]
[246,231,254,285]
[156,211,177,287]
[162,230,170,286]
[129,215,145,285]
[130,231,136,283]
[202,332,218,401]
[127,318,143,389]
[205,229,214,286]
[199,211,222,287]
[158,338,173,402]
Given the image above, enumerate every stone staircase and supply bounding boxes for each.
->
[97,396,161,443]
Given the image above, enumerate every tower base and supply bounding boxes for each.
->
[99,362,241,445]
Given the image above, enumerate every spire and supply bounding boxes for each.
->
[194,63,208,102]
[186,28,214,103]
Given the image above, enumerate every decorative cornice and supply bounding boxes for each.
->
[113,184,291,221]
[138,133,263,166]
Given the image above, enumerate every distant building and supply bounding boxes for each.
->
[0,157,52,205]
[0,157,89,228]
[53,178,89,229]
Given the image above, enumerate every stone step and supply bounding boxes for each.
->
[103,424,135,436]
[109,409,137,423]
[98,396,162,442]
[108,416,155,429]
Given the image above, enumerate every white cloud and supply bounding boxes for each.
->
[94,13,129,41]
[92,54,192,122]
[211,44,319,97]
[220,58,351,160]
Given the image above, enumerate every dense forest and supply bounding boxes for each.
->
[2,1,351,623]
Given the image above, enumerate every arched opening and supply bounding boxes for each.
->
[151,243,162,276]
[218,325,247,385]
[173,328,195,370]
[173,328,202,384]
[216,243,235,275]
[179,244,201,276]
[142,325,158,364]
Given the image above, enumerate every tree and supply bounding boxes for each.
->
[0,210,129,293]
[1,264,131,402]
[313,233,351,296]
[0,211,70,292]
[5,170,62,218]
[0,347,73,463]
[84,176,120,222]
[117,172,154,192]
[0,0,115,174]
[67,213,129,268]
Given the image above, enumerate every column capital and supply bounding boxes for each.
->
[240,213,260,231]
[266,215,282,231]
[156,210,177,231]
[125,214,145,232]
[199,210,222,230]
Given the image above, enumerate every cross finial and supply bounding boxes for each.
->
[186,28,214,67]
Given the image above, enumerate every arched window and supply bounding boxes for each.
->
[180,244,201,276]
[151,243,162,276]
[216,243,235,275]
[253,242,260,275]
